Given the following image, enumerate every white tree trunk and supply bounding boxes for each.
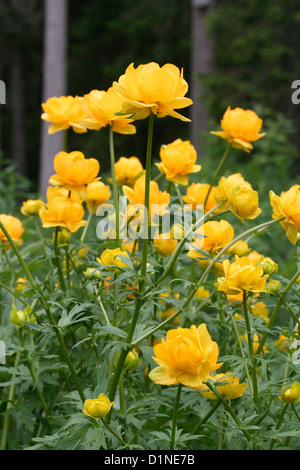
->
[39,0,68,195]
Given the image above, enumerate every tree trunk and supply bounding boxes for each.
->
[190,0,214,157]
[39,0,68,195]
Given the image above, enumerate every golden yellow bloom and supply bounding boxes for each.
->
[194,286,210,300]
[97,247,129,272]
[10,305,36,326]
[114,156,144,187]
[227,186,261,222]
[121,239,136,253]
[123,175,170,219]
[21,199,46,217]
[251,300,269,323]
[241,333,267,354]
[15,277,29,292]
[211,106,265,153]
[269,185,300,244]
[247,250,264,267]
[0,214,24,247]
[80,87,136,134]
[49,151,100,197]
[156,139,201,185]
[41,95,88,134]
[39,186,86,233]
[82,394,113,420]
[85,181,111,213]
[215,173,252,206]
[217,256,268,295]
[280,382,300,403]
[200,373,247,400]
[148,324,222,389]
[188,220,234,260]
[113,62,193,121]
[227,240,250,257]
[182,183,219,213]
[159,308,179,325]
[152,232,178,257]
[275,333,290,351]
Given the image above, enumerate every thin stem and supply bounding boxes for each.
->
[106,113,155,417]
[243,291,259,410]
[109,126,121,247]
[54,227,66,292]
[170,383,182,450]
[204,143,231,207]
[191,400,221,435]
[101,418,129,448]
[269,403,289,450]
[33,216,54,269]
[80,203,94,243]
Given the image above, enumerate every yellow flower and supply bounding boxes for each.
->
[241,333,267,354]
[41,95,88,134]
[85,181,111,213]
[269,185,300,244]
[10,305,36,326]
[148,324,222,389]
[227,240,250,257]
[82,394,113,420]
[194,286,210,300]
[49,151,100,197]
[0,214,24,247]
[182,183,219,213]
[97,247,130,272]
[80,87,136,134]
[217,256,268,296]
[275,333,290,351]
[156,139,201,185]
[39,187,86,233]
[211,106,265,153]
[159,308,179,325]
[227,186,261,222]
[188,220,234,260]
[15,277,29,292]
[123,175,170,219]
[215,173,252,205]
[112,62,193,121]
[280,382,300,403]
[200,373,247,400]
[152,232,178,257]
[251,300,269,323]
[247,250,264,267]
[114,156,144,187]
[21,199,46,217]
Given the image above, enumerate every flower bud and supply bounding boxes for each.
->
[21,199,46,217]
[266,279,281,294]
[83,267,101,280]
[82,394,113,420]
[280,382,300,403]
[10,305,36,326]
[124,349,140,370]
[257,256,278,275]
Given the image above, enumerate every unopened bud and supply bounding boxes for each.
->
[266,279,281,294]
[124,349,140,370]
[257,257,278,275]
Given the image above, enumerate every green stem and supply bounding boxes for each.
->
[54,227,66,292]
[191,400,221,435]
[206,381,252,442]
[204,143,231,208]
[100,418,129,448]
[80,203,94,243]
[243,291,259,410]
[0,349,21,450]
[269,403,289,450]
[256,268,300,355]
[106,113,155,416]
[170,383,182,450]
[109,126,121,247]
[0,220,86,404]
[33,216,54,269]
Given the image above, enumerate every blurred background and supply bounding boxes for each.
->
[0,0,299,271]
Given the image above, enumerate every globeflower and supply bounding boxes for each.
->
[0,214,24,247]
[200,373,247,400]
[80,87,136,134]
[39,187,86,233]
[188,220,234,260]
[227,186,261,222]
[182,183,219,213]
[41,95,88,134]
[156,139,201,185]
[10,305,36,326]
[152,232,178,257]
[114,156,144,187]
[280,382,300,403]
[21,199,46,217]
[49,151,100,197]
[97,247,130,272]
[217,256,268,296]
[148,324,222,389]
[85,181,111,213]
[82,394,113,420]
[269,185,300,245]
[214,173,253,208]
[211,106,265,153]
[112,62,193,121]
